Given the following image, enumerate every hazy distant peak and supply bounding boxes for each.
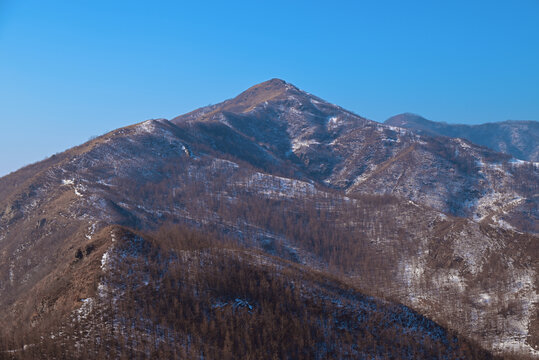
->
[385,113,434,127]
[385,113,539,161]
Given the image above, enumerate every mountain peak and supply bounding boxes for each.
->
[224,78,298,112]
[172,79,300,122]
[385,113,432,127]
[258,78,289,87]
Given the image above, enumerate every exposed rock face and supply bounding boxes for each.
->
[386,112,539,162]
[0,79,537,357]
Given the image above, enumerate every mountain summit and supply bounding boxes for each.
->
[217,78,295,113]
[174,78,295,121]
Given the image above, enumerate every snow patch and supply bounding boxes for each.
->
[85,223,97,240]
[292,139,320,152]
[136,120,158,134]
[327,116,339,126]
[96,179,115,187]
[383,125,408,135]
[493,339,539,357]
[9,263,14,284]
[61,179,85,197]
[211,158,239,169]
[101,249,112,271]
[492,216,517,231]
[509,158,539,167]
[454,138,471,149]
[510,158,526,165]
[404,262,424,284]
[444,271,466,292]
[76,298,95,320]
[244,172,316,199]
[437,213,449,221]
[466,192,523,222]
[479,293,491,305]
[351,165,377,186]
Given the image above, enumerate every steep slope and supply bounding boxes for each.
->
[385,113,539,162]
[0,79,537,357]
[172,78,371,180]
[1,226,498,360]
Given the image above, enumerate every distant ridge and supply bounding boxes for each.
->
[385,113,539,161]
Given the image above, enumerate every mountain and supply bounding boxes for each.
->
[0,79,538,358]
[170,80,538,232]
[385,113,539,162]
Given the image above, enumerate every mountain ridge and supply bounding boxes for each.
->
[0,79,538,357]
[385,112,539,162]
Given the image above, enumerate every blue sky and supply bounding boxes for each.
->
[1,0,538,176]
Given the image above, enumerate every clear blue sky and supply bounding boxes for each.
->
[1,0,538,176]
